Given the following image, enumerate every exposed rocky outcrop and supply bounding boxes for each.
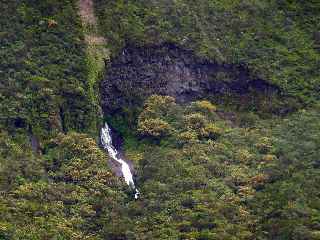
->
[101,43,279,114]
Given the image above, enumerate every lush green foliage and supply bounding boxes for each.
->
[119,96,320,239]
[95,0,320,103]
[1,0,320,239]
[1,95,319,239]
[0,132,126,240]
[0,0,99,143]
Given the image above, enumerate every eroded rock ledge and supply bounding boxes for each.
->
[101,43,278,114]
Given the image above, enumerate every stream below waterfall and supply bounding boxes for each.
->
[101,123,140,199]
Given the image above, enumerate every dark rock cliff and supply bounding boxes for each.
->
[101,43,278,114]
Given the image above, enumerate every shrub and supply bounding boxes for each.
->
[191,100,217,114]
[238,186,255,199]
[250,174,269,189]
[236,149,254,164]
[262,154,277,163]
[255,137,274,154]
[0,131,43,191]
[184,113,208,131]
[139,95,176,121]
[200,123,223,140]
[227,166,250,186]
[137,118,172,138]
[176,131,198,146]
[44,132,118,185]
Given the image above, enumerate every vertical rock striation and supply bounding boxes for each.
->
[101,43,278,114]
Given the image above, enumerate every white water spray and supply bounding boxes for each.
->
[101,123,140,199]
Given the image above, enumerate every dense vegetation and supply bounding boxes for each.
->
[95,0,320,103]
[114,95,320,239]
[0,0,99,144]
[2,94,319,239]
[0,0,319,239]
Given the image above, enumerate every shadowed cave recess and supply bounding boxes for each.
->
[101,43,280,115]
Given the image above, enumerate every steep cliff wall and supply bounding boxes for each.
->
[101,43,278,114]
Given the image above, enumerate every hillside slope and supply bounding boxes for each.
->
[95,0,320,103]
[0,1,319,239]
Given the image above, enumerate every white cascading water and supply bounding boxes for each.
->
[101,123,140,199]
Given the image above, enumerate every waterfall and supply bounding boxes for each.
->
[101,123,140,199]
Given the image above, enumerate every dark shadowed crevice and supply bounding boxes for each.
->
[101,43,280,115]
[59,107,67,134]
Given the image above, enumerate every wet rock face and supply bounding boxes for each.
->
[101,43,277,113]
